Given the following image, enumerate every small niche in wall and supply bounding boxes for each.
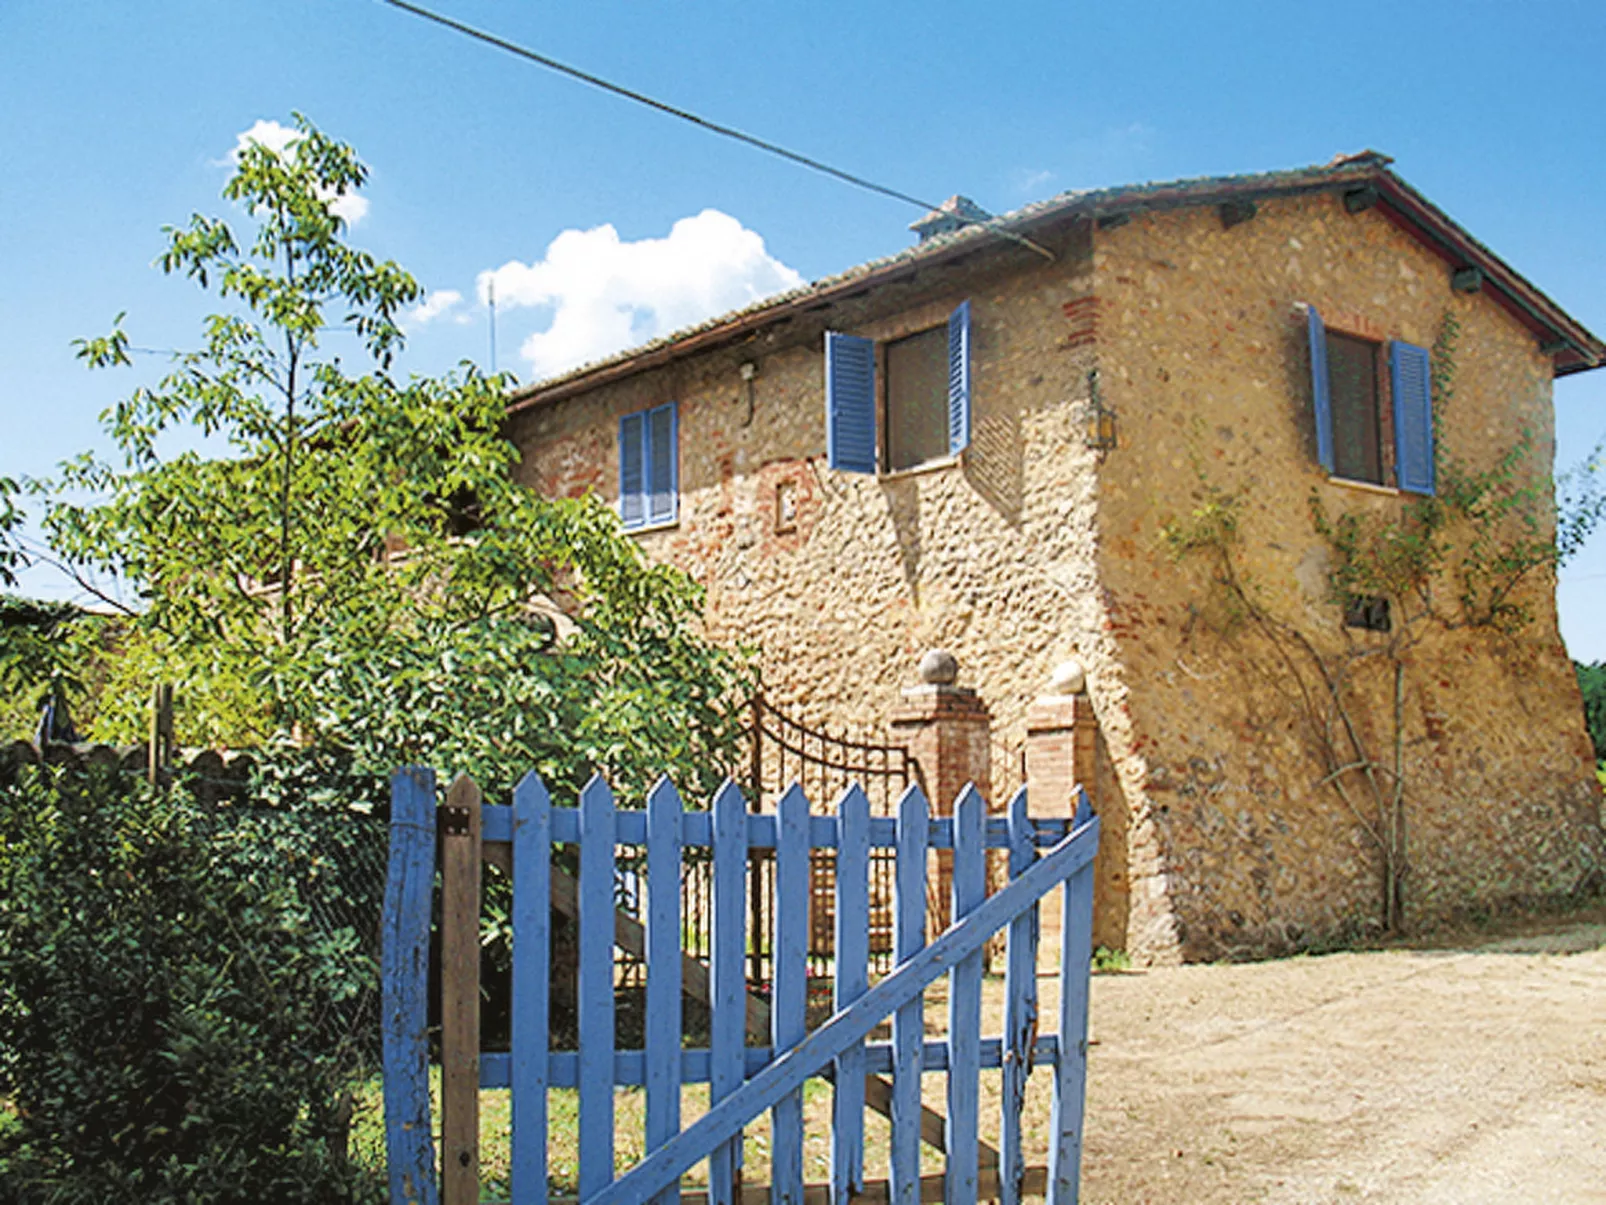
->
[1343,595,1391,633]
[774,479,798,534]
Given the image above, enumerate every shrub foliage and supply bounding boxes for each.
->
[0,764,385,1204]
[1574,660,1606,763]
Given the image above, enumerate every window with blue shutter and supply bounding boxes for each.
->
[1326,331,1383,484]
[1390,341,1435,495]
[947,300,972,457]
[1304,304,1435,494]
[827,299,973,475]
[647,403,677,523]
[618,411,646,528]
[826,332,876,473]
[618,401,677,529]
[1307,304,1335,474]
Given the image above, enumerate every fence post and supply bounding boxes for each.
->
[440,775,484,1205]
[511,772,552,1205]
[1026,659,1114,955]
[889,650,991,934]
[147,682,173,787]
[383,768,440,1205]
[1049,792,1098,1205]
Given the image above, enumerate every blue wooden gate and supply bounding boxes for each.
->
[382,770,1099,1205]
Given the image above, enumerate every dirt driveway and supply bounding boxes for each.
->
[1071,910,1606,1203]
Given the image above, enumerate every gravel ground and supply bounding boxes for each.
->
[1067,906,1606,1204]
[428,902,1606,1202]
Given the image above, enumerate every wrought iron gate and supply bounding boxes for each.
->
[745,692,922,985]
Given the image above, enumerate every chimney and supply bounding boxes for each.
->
[909,195,993,243]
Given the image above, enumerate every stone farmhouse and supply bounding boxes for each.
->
[505,152,1606,962]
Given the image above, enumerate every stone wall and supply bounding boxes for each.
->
[507,225,1112,755]
[1087,191,1603,960]
[507,189,1602,964]
[508,221,1139,944]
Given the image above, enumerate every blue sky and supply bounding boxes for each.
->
[4,1,1605,653]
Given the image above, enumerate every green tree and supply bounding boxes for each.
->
[33,115,748,797]
[0,477,22,589]
[0,599,112,741]
[1574,660,1606,763]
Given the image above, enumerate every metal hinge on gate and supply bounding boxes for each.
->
[439,805,470,836]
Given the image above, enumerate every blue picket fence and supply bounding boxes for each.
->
[382,769,1099,1205]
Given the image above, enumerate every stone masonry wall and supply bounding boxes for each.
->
[1088,192,1603,960]
[507,190,1602,964]
[509,229,1107,740]
[507,224,1135,945]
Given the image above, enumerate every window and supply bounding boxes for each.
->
[1344,595,1392,633]
[825,301,972,474]
[1307,305,1434,494]
[618,402,677,529]
[1326,331,1383,483]
[774,479,798,533]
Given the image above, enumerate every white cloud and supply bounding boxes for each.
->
[479,209,804,380]
[327,191,369,226]
[1010,168,1056,197]
[227,119,369,225]
[404,289,468,330]
[232,118,300,160]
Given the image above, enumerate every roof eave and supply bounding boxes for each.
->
[506,160,1602,413]
[1367,171,1604,375]
[505,217,1029,414]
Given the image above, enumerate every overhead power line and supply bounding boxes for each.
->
[375,0,1054,259]
[378,0,936,211]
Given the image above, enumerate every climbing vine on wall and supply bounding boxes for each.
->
[1309,312,1606,634]
[1164,473,1413,933]
[1162,309,1603,934]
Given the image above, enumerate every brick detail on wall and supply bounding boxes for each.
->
[1062,296,1100,349]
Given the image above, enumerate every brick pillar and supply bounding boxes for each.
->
[1025,658,1097,819]
[889,649,991,935]
[1027,659,1130,955]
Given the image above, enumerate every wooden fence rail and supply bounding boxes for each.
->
[382,769,1099,1205]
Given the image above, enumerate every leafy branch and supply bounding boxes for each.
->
[0,476,23,589]
[19,116,752,797]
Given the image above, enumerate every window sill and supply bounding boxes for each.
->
[1326,475,1398,497]
[880,454,961,482]
[623,517,679,536]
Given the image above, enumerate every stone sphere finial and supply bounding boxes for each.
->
[1049,658,1087,696]
[918,649,960,686]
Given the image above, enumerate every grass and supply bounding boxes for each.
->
[353,923,1092,1202]
[350,1072,818,1200]
[1091,946,1131,974]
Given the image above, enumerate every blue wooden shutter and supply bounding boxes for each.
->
[948,300,972,456]
[1307,304,1334,473]
[647,403,678,524]
[826,332,876,473]
[619,411,646,528]
[1391,341,1434,495]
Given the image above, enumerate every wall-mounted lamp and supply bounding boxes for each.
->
[1085,368,1117,451]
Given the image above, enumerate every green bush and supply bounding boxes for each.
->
[0,764,385,1204]
[1575,660,1606,763]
